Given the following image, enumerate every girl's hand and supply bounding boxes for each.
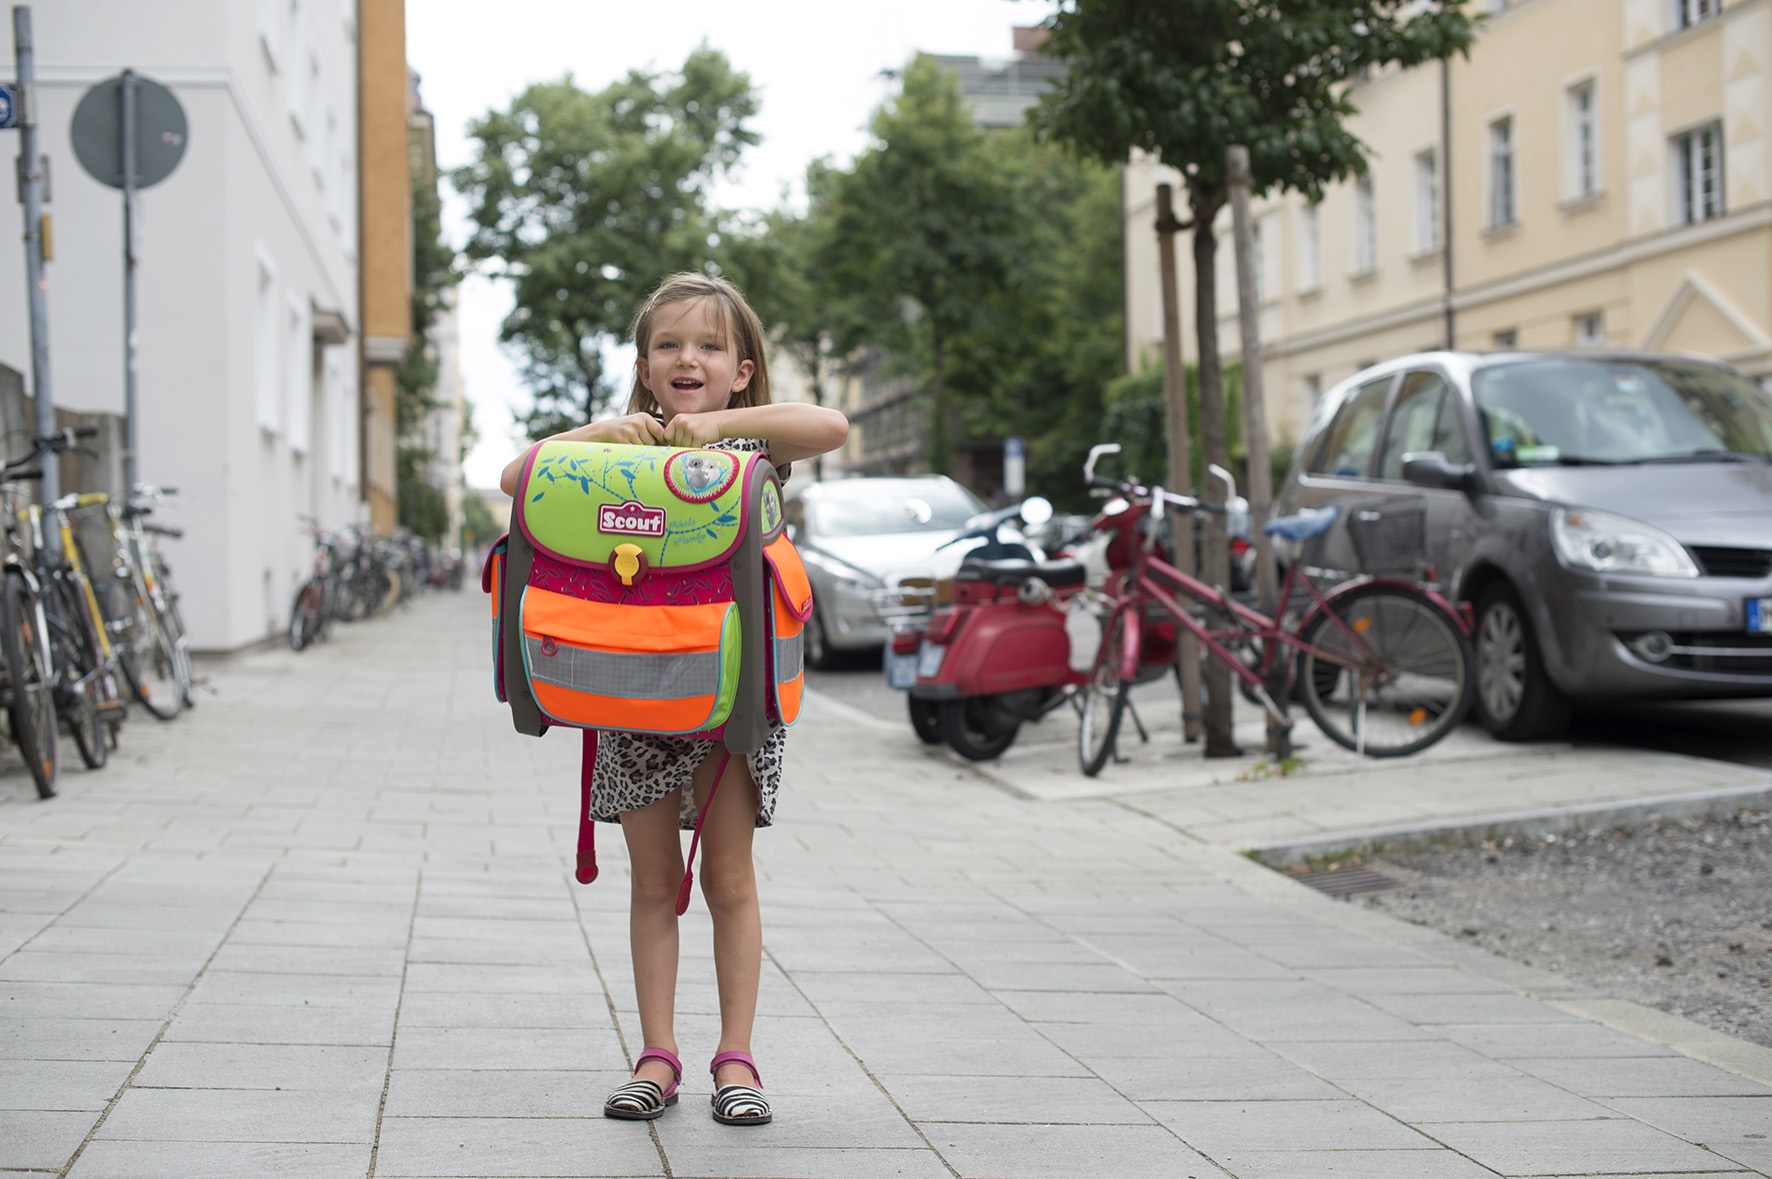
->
[661,411,728,449]
[592,413,667,447]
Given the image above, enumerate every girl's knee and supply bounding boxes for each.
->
[697,860,757,914]
[630,869,683,911]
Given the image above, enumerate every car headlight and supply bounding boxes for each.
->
[809,555,880,594]
[1550,508,1698,578]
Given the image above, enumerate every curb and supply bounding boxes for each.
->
[1246,779,1772,867]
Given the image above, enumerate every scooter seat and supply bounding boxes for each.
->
[956,558,1088,589]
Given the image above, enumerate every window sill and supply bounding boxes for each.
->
[1348,268,1378,286]
[1409,247,1443,267]
[1297,285,1322,303]
[1482,220,1520,241]
[1560,190,1605,217]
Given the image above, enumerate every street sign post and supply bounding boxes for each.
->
[70,71,187,495]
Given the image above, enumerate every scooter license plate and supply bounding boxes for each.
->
[885,648,918,689]
[916,641,947,679]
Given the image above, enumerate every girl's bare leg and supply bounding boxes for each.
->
[692,751,763,1090]
[619,788,686,1089]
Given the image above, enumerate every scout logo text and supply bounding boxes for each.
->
[598,500,667,537]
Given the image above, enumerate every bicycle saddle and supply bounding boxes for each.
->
[1263,505,1340,542]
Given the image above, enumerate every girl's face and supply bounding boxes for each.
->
[636,298,754,422]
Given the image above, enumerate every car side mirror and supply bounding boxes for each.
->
[1401,451,1476,491]
[785,523,798,542]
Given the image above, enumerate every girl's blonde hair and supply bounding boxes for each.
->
[625,272,772,416]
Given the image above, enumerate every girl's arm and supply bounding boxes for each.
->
[497,413,664,496]
[662,403,849,464]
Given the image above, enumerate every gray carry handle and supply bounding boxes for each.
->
[722,459,779,756]
[501,527,548,737]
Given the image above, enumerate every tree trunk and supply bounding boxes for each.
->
[1155,183,1204,744]
[927,328,950,475]
[1190,191,1241,758]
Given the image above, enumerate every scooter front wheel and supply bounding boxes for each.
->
[939,697,1020,761]
[908,696,945,745]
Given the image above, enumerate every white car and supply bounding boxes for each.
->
[786,476,1031,668]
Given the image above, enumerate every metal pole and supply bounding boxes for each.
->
[1441,55,1455,350]
[1155,182,1204,743]
[1227,145,1288,758]
[121,69,139,493]
[13,5,56,501]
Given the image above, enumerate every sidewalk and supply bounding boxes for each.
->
[0,591,1767,1179]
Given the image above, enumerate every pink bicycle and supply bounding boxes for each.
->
[1077,445,1476,774]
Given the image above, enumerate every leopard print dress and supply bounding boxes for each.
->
[589,437,790,830]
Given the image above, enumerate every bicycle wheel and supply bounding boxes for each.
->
[50,577,106,771]
[1,572,59,798]
[290,578,324,651]
[118,586,184,721]
[152,559,196,707]
[1296,584,1474,757]
[1078,606,1131,777]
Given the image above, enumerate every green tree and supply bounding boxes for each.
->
[453,47,758,439]
[1031,0,1477,483]
[817,56,1021,474]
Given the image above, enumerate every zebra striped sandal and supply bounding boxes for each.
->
[602,1048,682,1120]
[709,1051,771,1126]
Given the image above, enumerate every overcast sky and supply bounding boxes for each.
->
[406,0,1039,488]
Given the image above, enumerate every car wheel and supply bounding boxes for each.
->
[1474,584,1572,741]
[803,605,839,671]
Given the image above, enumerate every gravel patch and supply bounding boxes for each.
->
[1342,809,1772,1049]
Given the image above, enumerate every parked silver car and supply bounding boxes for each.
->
[785,476,994,668]
[1276,351,1772,740]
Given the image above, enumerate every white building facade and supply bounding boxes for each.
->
[0,0,361,651]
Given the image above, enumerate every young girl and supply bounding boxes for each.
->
[499,273,847,1126]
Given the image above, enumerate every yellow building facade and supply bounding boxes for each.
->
[1125,0,1772,451]
[358,0,411,532]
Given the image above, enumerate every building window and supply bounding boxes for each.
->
[1414,149,1440,254]
[1352,176,1376,276]
[1297,203,1321,292]
[255,251,280,433]
[258,0,282,69]
[1675,0,1720,29]
[286,296,311,453]
[1673,122,1724,225]
[1488,116,1516,228]
[286,0,307,135]
[1567,81,1598,200]
[1574,311,1605,347]
[1252,212,1279,303]
[1493,328,1519,349]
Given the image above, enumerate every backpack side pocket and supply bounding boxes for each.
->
[482,534,510,703]
[763,537,812,726]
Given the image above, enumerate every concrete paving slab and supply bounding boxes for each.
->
[65,1139,373,1179]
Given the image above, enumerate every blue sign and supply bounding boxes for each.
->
[0,85,17,130]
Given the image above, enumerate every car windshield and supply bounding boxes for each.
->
[810,481,985,538]
[1474,357,1772,467]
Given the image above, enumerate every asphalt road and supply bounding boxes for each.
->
[809,652,1772,770]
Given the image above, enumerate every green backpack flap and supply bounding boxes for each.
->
[518,440,749,573]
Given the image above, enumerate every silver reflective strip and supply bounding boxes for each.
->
[774,632,802,683]
[525,636,723,700]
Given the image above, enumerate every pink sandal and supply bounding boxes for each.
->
[603,1048,681,1120]
[710,1051,771,1126]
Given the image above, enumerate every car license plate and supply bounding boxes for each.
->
[917,642,946,679]
[1749,598,1772,635]
[885,647,918,689]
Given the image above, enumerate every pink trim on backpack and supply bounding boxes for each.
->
[480,533,509,593]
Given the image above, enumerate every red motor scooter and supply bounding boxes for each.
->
[889,497,1086,759]
[890,493,1186,761]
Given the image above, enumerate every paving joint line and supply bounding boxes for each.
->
[364,864,423,1179]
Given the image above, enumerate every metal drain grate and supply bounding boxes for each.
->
[1292,867,1406,897]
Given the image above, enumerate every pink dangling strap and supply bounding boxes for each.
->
[676,749,733,916]
[575,730,599,884]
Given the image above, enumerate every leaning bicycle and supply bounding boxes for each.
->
[1076,444,1475,774]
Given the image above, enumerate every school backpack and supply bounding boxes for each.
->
[482,439,813,910]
